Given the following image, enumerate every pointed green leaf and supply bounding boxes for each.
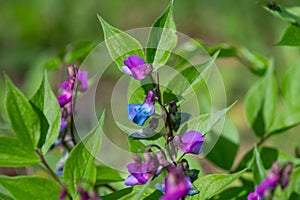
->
[178,102,236,136]
[0,176,60,200]
[189,169,246,200]
[252,146,267,185]
[146,0,177,67]
[30,71,61,153]
[245,63,277,137]
[165,51,219,101]
[64,41,96,65]
[98,16,145,68]
[63,115,103,199]
[95,165,123,185]
[0,136,39,166]
[206,119,239,170]
[281,61,300,108]
[5,76,41,147]
[277,25,300,46]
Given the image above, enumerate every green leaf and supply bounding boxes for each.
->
[30,71,61,153]
[102,188,133,200]
[63,115,103,198]
[189,169,246,200]
[44,57,62,70]
[178,102,236,136]
[269,104,300,136]
[166,51,219,100]
[146,0,177,67]
[98,16,145,68]
[5,76,41,147]
[128,137,146,153]
[239,47,269,76]
[64,41,96,65]
[0,176,60,200]
[206,119,239,170]
[281,62,300,108]
[0,136,39,166]
[277,25,300,46]
[206,43,237,58]
[252,146,266,185]
[245,63,277,137]
[95,165,124,185]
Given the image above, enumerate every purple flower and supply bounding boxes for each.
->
[124,152,159,186]
[160,165,191,200]
[122,55,153,80]
[247,192,258,200]
[280,162,293,189]
[77,70,88,92]
[174,131,205,154]
[248,162,294,199]
[127,90,155,126]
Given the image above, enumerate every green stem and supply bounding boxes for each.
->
[35,149,61,185]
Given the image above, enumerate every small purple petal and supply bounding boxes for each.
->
[124,175,140,186]
[160,166,190,200]
[61,81,69,89]
[176,131,205,154]
[247,192,258,200]
[126,55,146,68]
[58,92,72,106]
[255,185,266,198]
[123,56,152,80]
[77,70,88,92]
[121,66,133,76]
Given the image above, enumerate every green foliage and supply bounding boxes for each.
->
[188,169,246,200]
[252,146,267,185]
[0,176,60,200]
[178,102,236,136]
[165,51,219,101]
[95,165,123,185]
[206,43,237,58]
[5,76,41,147]
[277,25,300,46]
[245,63,277,137]
[98,16,145,68]
[63,118,103,199]
[30,71,61,153]
[0,136,39,166]
[239,47,269,76]
[146,0,177,67]
[206,119,239,170]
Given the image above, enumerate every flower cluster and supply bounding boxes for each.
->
[52,65,88,176]
[123,55,206,200]
[248,162,293,200]
[58,65,88,131]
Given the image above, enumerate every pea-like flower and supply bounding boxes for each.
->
[174,131,205,154]
[124,152,159,186]
[247,162,294,200]
[127,90,155,126]
[160,165,191,200]
[122,55,153,80]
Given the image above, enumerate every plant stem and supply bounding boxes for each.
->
[35,149,62,185]
[150,73,177,163]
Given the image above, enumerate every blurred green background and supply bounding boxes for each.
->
[1,0,300,174]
